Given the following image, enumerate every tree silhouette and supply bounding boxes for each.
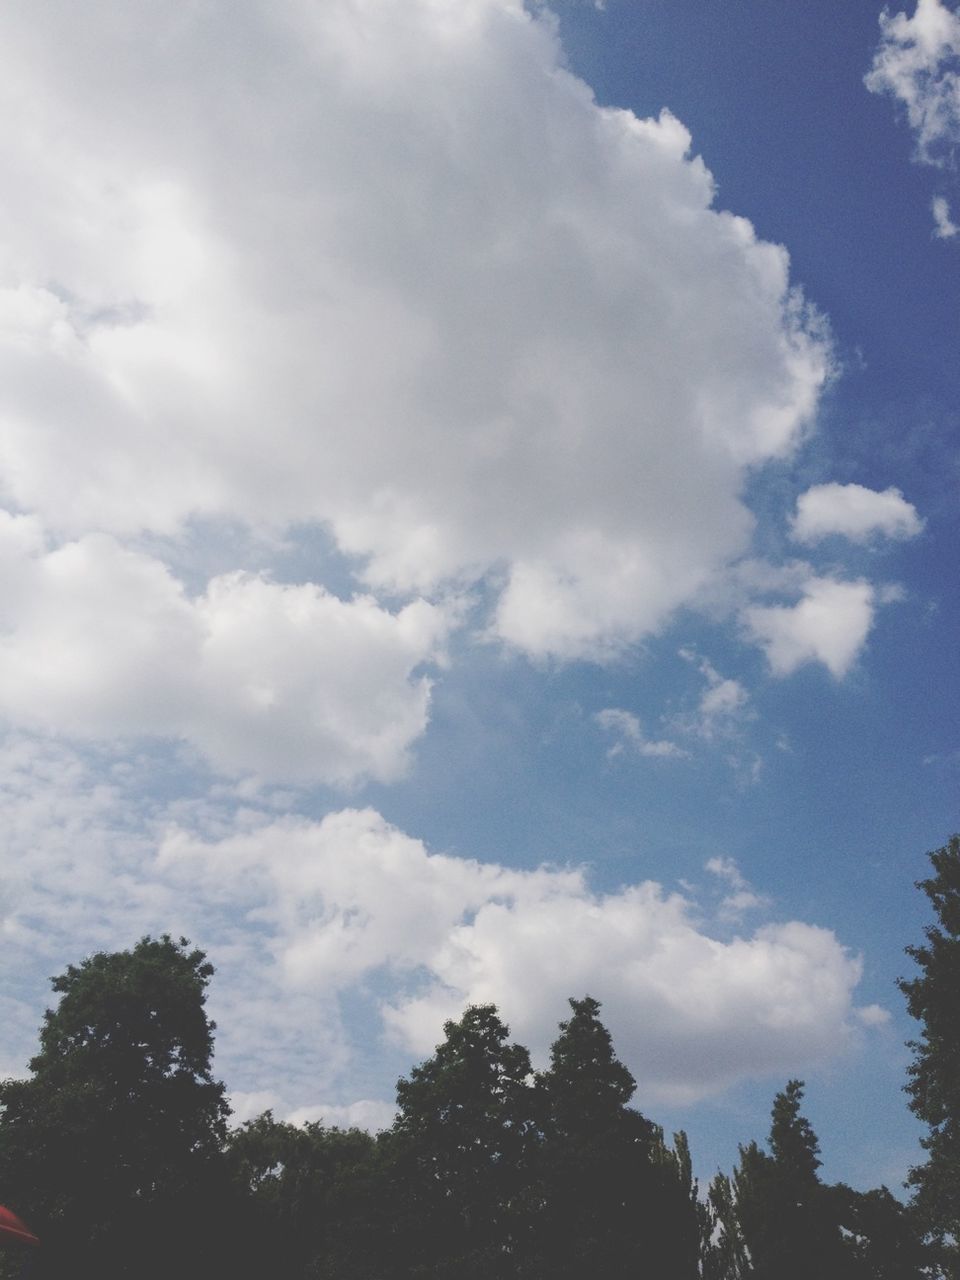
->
[901,834,960,1268]
[0,936,229,1279]
[389,1004,539,1276]
[535,996,699,1278]
[727,1081,849,1280]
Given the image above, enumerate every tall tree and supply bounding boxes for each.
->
[703,1170,751,1280]
[535,996,699,1279]
[389,1003,539,1277]
[900,834,960,1268]
[0,936,230,1279]
[728,1081,849,1280]
[708,1083,931,1280]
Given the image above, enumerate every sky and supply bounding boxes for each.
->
[0,0,957,1193]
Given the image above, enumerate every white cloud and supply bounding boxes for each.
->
[866,0,960,164]
[594,707,687,759]
[670,650,752,757]
[286,1099,398,1133]
[158,806,879,1105]
[791,482,924,544]
[699,678,749,719]
[0,517,451,785]
[705,855,771,920]
[678,649,753,740]
[857,1003,893,1028]
[932,193,960,235]
[743,576,877,678]
[0,0,831,661]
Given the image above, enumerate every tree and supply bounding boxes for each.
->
[829,1183,933,1280]
[388,1004,539,1276]
[727,1081,849,1280]
[535,996,699,1279]
[707,1081,931,1280]
[223,1111,382,1279]
[901,834,960,1266]
[703,1170,751,1280]
[0,936,230,1279]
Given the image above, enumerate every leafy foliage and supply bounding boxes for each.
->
[223,1111,381,1278]
[704,1081,933,1280]
[0,936,229,1279]
[535,996,698,1278]
[901,834,960,1261]
[389,1003,539,1276]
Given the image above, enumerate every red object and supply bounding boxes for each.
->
[0,1205,39,1247]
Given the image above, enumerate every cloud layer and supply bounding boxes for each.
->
[158,805,878,1106]
[0,0,831,670]
[0,740,881,1112]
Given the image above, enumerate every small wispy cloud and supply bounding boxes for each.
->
[867,0,960,235]
[857,1004,892,1028]
[705,855,771,921]
[866,0,960,166]
[594,708,688,760]
[677,648,754,741]
[932,194,959,237]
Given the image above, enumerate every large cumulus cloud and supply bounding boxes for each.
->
[160,806,878,1106]
[0,0,830,673]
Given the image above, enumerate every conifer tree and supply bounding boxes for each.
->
[535,996,698,1279]
[728,1081,848,1280]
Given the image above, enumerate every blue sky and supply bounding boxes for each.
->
[0,0,957,1193]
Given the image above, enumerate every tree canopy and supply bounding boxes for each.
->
[900,834,960,1270]
[0,936,229,1279]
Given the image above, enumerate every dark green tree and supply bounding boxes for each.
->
[223,1110,382,1279]
[388,1004,539,1277]
[769,1078,821,1181]
[829,1183,934,1280]
[706,1084,931,1280]
[0,936,230,1279]
[535,996,699,1278]
[728,1081,849,1280]
[703,1170,750,1280]
[901,835,960,1268]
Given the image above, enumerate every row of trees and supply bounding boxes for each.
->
[1,835,958,1278]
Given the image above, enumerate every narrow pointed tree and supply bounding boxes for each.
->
[900,834,960,1268]
[703,1171,751,1280]
[730,1081,849,1280]
[535,996,699,1278]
